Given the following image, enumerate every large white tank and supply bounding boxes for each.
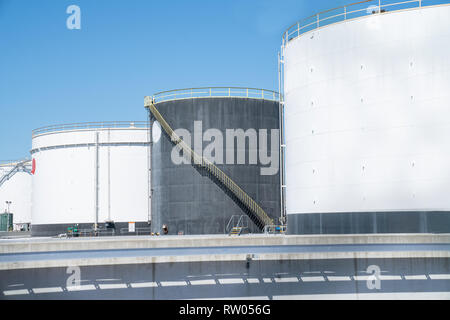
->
[0,160,32,230]
[282,2,450,234]
[30,122,150,236]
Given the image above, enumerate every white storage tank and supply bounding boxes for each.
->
[0,160,32,231]
[30,122,150,236]
[282,1,450,234]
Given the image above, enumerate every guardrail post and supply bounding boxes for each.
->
[317,14,319,27]
[297,22,300,37]
[344,6,347,19]
[379,0,381,12]
[419,0,421,7]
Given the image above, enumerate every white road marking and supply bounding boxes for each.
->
[327,276,352,281]
[262,278,272,283]
[130,282,158,288]
[7,284,24,287]
[32,287,63,294]
[66,285,96,292]
[246,278,260,284]
[354,275,402,281]
[96,278,121,282]
[160,281,187,287]
[379,275,402,280]
[3,289,29,296]
[274,277,299,283]
[98,283,127,290]
[404,275,427,280]
[429,274,450,280]
[218,278,244,285]
[189,279,216,286]
[301,276,326,282]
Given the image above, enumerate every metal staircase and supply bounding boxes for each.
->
[229,227,244,236]
[0,160,32,188]
[226,215,249,236]
[144,97,274,231]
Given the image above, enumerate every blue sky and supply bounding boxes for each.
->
[0,0,348,159]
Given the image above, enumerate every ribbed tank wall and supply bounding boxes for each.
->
[0,164,31,225]
[284,5,450,234]
[31,127,150,236]
[150,97,280,235]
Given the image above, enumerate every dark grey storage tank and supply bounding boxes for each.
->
[148,88,281,235]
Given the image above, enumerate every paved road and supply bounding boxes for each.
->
[1,243,450,299]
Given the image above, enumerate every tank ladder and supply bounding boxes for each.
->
[0,160,32,188]
[144,97,274,231]
[226,215,249,236]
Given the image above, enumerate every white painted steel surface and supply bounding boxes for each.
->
[0,163,32,224]
[31,125,150,226]
[283,5,450,215]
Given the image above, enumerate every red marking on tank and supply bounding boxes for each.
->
[31,158,36,175]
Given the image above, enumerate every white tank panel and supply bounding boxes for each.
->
[0,165,32,224]
[97,144,149,223]
[32,147,94,224]
[31,126,150,226]
[284,5,450,216]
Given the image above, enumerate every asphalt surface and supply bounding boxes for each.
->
[1,237,449,300]
[1,256,450,300]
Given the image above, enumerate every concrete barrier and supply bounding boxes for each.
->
[1,233,450,254]
[2,250,450,271]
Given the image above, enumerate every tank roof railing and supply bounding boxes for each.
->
[32,121,149,137]
[0,159,31,167]
[283,0,450,45]
[152,87,280,104]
